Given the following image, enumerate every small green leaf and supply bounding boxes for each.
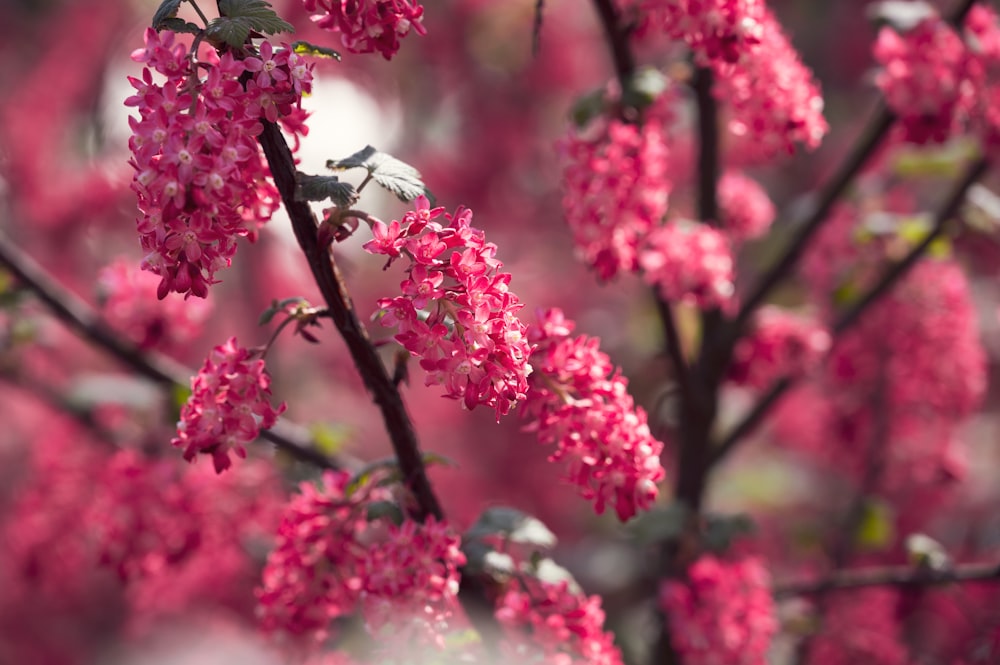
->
[366,500,404,525]
[703,513,756,554]
[628,503,689,545]
[207,0,293,47]
[855,499,895,551]
[622,67,668,111]
[465,507,557,549]
[570,89,608,129]
[159,17,203,35]
[295,173,359,208]
[151,0,183,30]
[866,1,936,32]
[309,422,350,456]
[292,40,342,61]
[327,146,427,202]
[258,302,280,326]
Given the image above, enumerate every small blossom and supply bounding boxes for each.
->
[728,306,830,390]
[172,337,286,473]
[718,170,775,243]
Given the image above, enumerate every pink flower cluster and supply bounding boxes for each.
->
[717,170,775,243]
[495,578,624,665]
[172,337,286,473]
[659,554,777,665]
[365,197,533,420]
[728,306,830,390]
[638,0,767,65]
[97,258,211,353]
[257,471,465,649]
[636,3,827,159]
[126,29,313,298]
[523,309,665,521]
[806,589,908,665]
[300,0,427,60]
[557,113,671,280]
[873,5,1000,145]
[639,220,735,310]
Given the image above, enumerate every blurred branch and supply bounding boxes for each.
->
[591,0,636,89]
[712,155,991,463]
[733,0,980,334]
[0,228,347,472]
[774,561,1000,599]
[257,120,443,522]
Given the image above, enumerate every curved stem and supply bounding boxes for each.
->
[257,120,444,522]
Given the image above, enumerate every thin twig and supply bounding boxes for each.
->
[0,228,345,471]
[257,121,443,522]
[774,561,1000,599]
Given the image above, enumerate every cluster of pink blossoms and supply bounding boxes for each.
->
[172,337,286,473]
[636,0,767,64]
[365,197,533,419]
[874,5,1000,145]
[495,578,624,665]
[717,170,775,243]
[97,258,211,353]
[728,306,830,390]
[639,220,735,310]
[557,112,671,280]
[523,309,665,521]
[659,554,777,665]
[257,471,465,650]
[126,29,313,299]
[300,0,426,60]
[633,2,827,159]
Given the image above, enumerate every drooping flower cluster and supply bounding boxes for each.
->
[257,470,465,650]
[300,0,426,60]
[806,589,908,665]
[635,3,827,159]
[97,258,212,353]
[638,220,735,310]
[728,306,830,390]
[873,4,1000,145]
[126,29,314,298]
[659,554,777,665]
[717,170,775,243]
[365,197,533,419]
[523,308,665,521]
[557,112,671,280]
[172,337,286,473]
[637,0,767,65]
[495,578,624,665]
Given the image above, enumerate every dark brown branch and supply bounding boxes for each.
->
[591,0,636,88]
[0,228,345,472]
[712,155,990,463]
[257,121,443,522]
[774,561,1000,599]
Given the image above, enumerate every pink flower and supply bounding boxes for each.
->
[366,197,533,420]
[639,220,735,311]
[558,109,672,280]
[718,170,775,243]
[301,0,427,60]
[660,554,777,665]
[172,337,286,473]
[728,306,830,390]
[522,309,665,521]
[495,578,624,665]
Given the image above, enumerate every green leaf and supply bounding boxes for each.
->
[366,500,405,525]
[622,67,668,111]
[327,146,427,202]
[570,89,608,129]
[151,0,183,30]
[628,503,689,544]
[855,499,895,551]
[703,513,756,554]
[295,173,359,208]
[464,507,557,549]
[159,17,203,35]
[866,1,936,32]
[309,422,350,456]
[291,40,342,61]
[207,0,294,47]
